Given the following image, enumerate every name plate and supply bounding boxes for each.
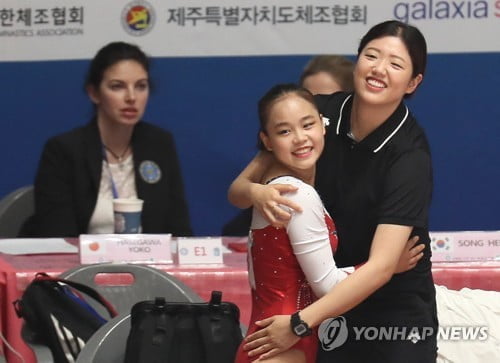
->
[177,237,223,264]
[79,234,172,264]
[430,231,500,262]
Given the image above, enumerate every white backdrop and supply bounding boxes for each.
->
[1,0,499,61]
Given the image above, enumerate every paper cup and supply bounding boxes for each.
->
[113,198,144,234]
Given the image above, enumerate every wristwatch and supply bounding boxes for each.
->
[290,311,312,337]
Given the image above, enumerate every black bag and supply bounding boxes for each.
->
[125,290,243,363]
[14,272,118,363]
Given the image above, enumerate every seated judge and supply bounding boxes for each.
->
[30,41,192,237]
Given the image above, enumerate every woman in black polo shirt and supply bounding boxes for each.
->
[229,20,437,362]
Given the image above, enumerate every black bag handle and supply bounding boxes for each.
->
[209,290,222,306]
[130,290,240,320]
[24,272,118,318]
[126,290,242,363]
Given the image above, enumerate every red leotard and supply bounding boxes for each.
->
[234,176,341,363]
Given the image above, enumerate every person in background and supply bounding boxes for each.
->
[229,20,437,362]
[233,83,422,363]
[30,41,192,237]
[222,54,354,237]
[299,55,355,95]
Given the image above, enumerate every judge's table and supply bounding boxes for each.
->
[0,236,499,362]
[0,237,251,363]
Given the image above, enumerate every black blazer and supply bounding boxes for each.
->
[31,120,192,237]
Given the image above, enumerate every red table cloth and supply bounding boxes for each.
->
[0,245,250,363]
[0,239,498,362]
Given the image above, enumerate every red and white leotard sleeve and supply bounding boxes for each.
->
[253,176,355,298]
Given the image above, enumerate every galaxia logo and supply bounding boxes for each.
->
[121,1,156,36]
[394,0,493,23]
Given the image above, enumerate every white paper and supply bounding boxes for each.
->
[79,234,173,264]
[177,237,224,264]
[0,238,78,255]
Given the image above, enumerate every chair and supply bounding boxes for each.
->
[76,314,247,363]
[75,313,131,363]
[0,185,34,237]
[59,263,204,314]
[23,263,204,362]
[73,265,248,362]
[76,301,248,363]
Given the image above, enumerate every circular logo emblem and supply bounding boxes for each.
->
[318,316,348,351]
[88,241,100,251]
[121,1,155,36]
[139,160,162,184]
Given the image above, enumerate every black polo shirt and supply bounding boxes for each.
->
[315,92,437,327]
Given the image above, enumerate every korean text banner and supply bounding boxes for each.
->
[1,0,499,61]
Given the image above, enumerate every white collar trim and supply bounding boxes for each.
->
[335,94,409,153]
[373,106,409,153]
[335,94,352,135]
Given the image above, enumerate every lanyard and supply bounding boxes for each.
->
[102,145,119,199]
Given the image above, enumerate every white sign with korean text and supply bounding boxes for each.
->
[177,237,224,264]
[1,0,498,61]
[79,233,173,264]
